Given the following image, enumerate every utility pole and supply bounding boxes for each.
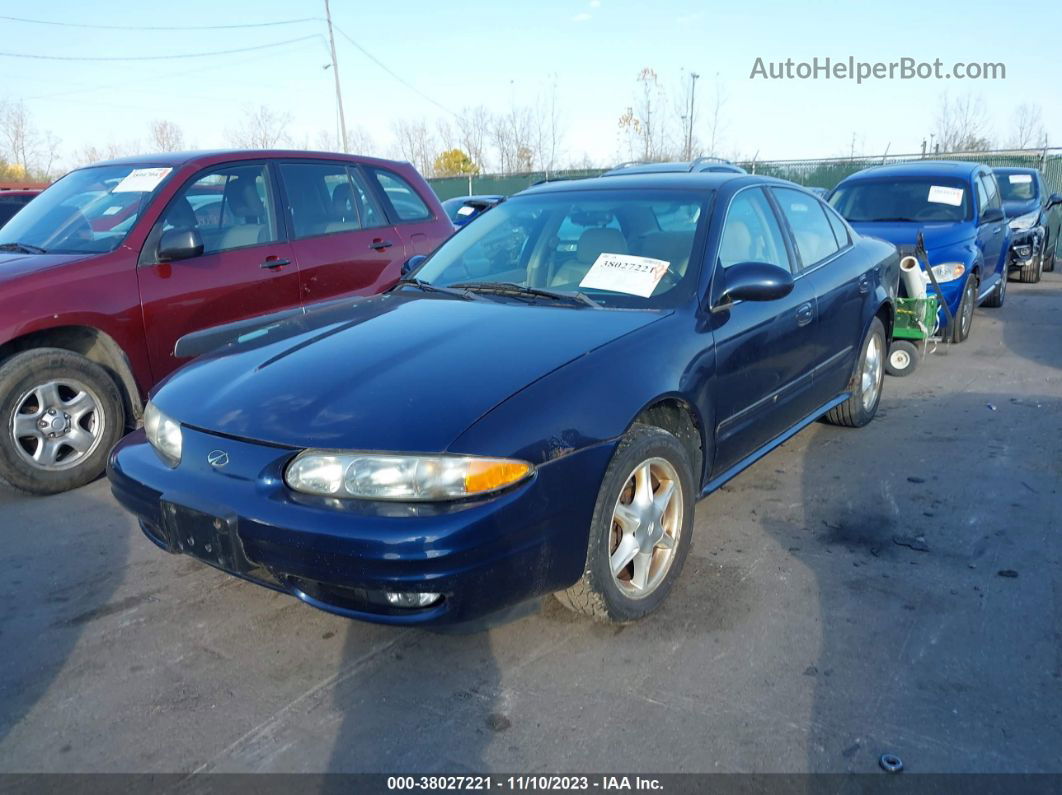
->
[686,72,700,160]
[324,0,349,153]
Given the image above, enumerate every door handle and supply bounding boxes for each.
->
[370,239,394,251]
[858,274,871,294]
[260,257,290,270]
[992,227,1002,236]
[795,302,814,327]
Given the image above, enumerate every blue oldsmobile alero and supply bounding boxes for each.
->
[108,171,899,625]
[829,160,1011,342]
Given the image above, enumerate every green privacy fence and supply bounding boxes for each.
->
[427,148,1062,199]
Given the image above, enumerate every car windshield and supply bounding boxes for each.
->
[0,164,172,254]
[413,189,710,308]
[830,178,971,223]
[997,172,1039,203]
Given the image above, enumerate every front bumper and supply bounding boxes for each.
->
[1007,225,1045,270]
[108,427,615,625]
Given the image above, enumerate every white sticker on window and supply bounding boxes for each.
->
[456,205,476,216]
[579,252,670,298]
[112,167,172,193]
[102,205,122,215]
[1008,174,1033,184]
[927,185,964,206]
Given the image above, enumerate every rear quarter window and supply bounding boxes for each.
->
[371,168,432,222]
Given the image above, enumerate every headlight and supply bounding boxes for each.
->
[143,401,183,466]
[929,262,966,282]
[285,452,533,501]
[1008,210,1040,232]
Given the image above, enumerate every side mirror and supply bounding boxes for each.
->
[401,254,427,277]
[1047,193,1062,209]
[980,207,1005,224]
[718,262,795,305]
[158,227,204,262]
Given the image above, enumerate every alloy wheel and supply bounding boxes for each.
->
[861,333,883,411]
[11,379,106,471]
[607,457,684,599]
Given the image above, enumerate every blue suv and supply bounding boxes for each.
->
[829,161,1011,342]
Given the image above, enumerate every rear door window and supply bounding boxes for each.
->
[279,162,386,238]
[370,169,432,222]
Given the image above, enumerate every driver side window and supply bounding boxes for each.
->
[718,189,790,270]
[162,164,278,255]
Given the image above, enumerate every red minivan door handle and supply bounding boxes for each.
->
[260,256,291,270]
[369,239,394,251]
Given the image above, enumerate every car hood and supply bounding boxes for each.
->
[0,251,94,283]
[154,293,668,452]
[849,221,972,252]
[1002,199,1040,219]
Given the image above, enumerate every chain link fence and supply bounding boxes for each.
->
[428,148,1062,199]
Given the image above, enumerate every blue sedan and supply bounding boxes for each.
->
[441,194,505,228]
[108,172,899,625]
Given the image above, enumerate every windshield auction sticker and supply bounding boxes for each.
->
[112,167,172,193]
[1008,174,1033,184]
[580,252,670,297]
[927,185,964,206]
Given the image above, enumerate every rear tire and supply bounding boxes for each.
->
[825,317,885,428]
[885,340,919,377]
[1046,234,1058,272]
[555,423,695,623]
[0,348,125,495]
[983,270,1007,308]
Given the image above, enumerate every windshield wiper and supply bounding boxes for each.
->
[392,278,477,300]
[0,242,47,254]
[449,281,599,308]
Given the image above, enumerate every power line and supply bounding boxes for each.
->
[0,35,323,62]
[331,24,456,117]
[0,14,321,31]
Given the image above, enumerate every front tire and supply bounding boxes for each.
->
[1018,251,1043,284]
[950,276,977,343]
[555,423,695,623]
[825,317,885,428]
[0,348,126,495]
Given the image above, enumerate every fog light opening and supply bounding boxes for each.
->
[385,591,442,609]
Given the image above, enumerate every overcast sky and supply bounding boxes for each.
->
[4,0,1060,172]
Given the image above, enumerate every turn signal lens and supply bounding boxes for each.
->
[286,452,533,501]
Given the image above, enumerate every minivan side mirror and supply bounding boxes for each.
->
[1047,192,1062,209]
[401,254,427,277]
[980,207,1005,224]
[717,261,795,306]
[158,227,204,262]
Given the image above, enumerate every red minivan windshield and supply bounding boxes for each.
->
[0,164,173,255]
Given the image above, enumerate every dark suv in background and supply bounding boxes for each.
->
[0,150,453,495]
[992,166,1062,282]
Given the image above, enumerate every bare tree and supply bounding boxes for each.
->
[72,141,141,167]
[456,105,492,173]
[0,99,61,179]
[934,93,993,152]
[703,75,726,157]
[149,119,185,152]
[618,68,672,162]
[542,76,563,176]
[1008,103,1047,149]
[493,104,539,174]
[226,105,293,149]
[391,118,436,175]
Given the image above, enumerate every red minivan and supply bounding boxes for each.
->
[0,150,454,494]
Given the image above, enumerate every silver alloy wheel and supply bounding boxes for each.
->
[861,333,883,412]
[607,457,683,599]
[11,379,106,471]
[960,282,974,336]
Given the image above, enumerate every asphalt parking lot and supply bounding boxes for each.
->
[1,274,1060,775]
